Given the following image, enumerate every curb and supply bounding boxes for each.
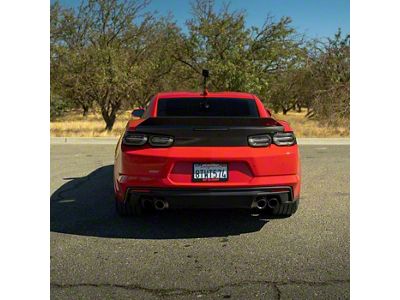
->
[296,138,349,145]
[51,137,349,145]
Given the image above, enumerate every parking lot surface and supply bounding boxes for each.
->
[51,144,349,299]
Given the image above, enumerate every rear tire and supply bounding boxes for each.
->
[271,200,299,218]
[115,197,143,217]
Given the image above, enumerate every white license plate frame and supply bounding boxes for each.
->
[192,163,229,182]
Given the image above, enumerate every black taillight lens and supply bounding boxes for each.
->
[273,132,296,146]
[248,134,272,147]
[122,132,174,147]
[122,132,148,146]
[149,135,174,147]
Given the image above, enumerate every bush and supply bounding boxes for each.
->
[50,96,70,120]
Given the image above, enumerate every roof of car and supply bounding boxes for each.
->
[156,91,256,99]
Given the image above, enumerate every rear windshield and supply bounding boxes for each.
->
[157,98,259,117]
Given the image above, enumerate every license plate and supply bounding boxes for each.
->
[192,163,228,182]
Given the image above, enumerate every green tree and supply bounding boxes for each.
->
[125,16,182,108]
[51,1,95,117]
[51,0,349,130]
[51,0,182,130]
[176,0,303,102]
[176,0,259,92]
[52,0,152,130]
[307,29,350,124]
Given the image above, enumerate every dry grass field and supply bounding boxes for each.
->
[272,110,349,137]
[50,109,349,137]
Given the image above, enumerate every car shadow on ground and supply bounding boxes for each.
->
[50,165,269,239]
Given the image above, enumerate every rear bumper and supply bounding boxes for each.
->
[115,174,301,203]
[126,186,299,211]
[114,145,301,204]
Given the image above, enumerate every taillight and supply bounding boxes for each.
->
[149,135,174,147]
[273,132,296,146]
[122,132,174,147]
[123,132,148,146]
[248,134,272,147]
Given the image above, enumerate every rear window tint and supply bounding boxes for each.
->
[157,98,259,117]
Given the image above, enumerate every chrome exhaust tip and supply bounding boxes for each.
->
[255,197,268,210]
[267,197,279,209]
[154,198,168,210]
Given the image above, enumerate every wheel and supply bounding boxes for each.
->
[115,197,142,217]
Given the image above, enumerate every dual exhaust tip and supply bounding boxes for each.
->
[145,196,278,211]
[254,196,279,210]
[154,198,168,210]
[141,197,169,210]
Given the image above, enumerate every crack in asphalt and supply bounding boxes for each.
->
[51,279,350,299]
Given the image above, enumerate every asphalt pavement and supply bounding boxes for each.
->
[50,143,350,299]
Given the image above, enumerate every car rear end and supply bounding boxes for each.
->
[114,94,300,217]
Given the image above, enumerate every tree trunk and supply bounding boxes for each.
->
[103,113,116,131]
[296,102,302,113]
[305,109,315,119]
[100,103,120,132]
[82,105,89,117]
[281,102,295,115]
[105,119,115,131]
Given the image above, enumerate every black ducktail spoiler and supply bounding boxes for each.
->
[137,117,284,130]
[134,117,284,146]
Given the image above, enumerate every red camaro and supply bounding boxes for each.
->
[114,87,300,218]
